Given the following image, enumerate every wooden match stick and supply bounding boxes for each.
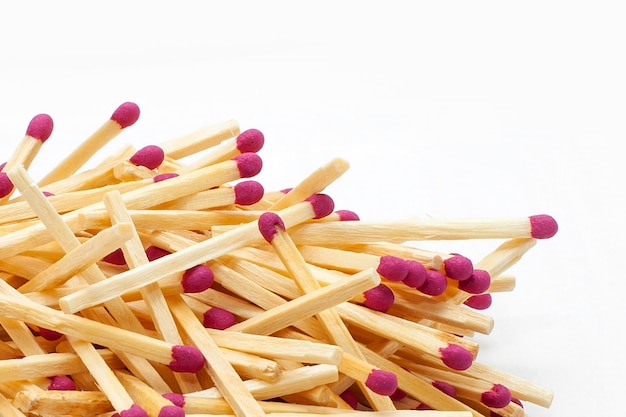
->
[13,389,114,416]
[155,180,265,211]
[157,119,240,160]
[38,102,141,186]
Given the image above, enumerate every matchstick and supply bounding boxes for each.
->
[157,119,240,160]
[38,102,141,186]
[155,180,265,211]
[13,389,114,416]
[115,370,185,417]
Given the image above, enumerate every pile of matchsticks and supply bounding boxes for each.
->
[0,102,556,417]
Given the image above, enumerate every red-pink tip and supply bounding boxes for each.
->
[111,102,140,129]
[158,405,185,417]
[402,260,427,289]
[0,172,14,198]
[439,343,473,370]
[233,152,263,178]
[361,283,394,312]
[234,180,264,205]
[529,214,558,239]
[417,269,448,296]
[464,293,492,310]
[236,129,265,153]
[390,388,407,401]
[130,145,165,170]
[169,345,205,373]
[432,380,457,398]
[117,404,148,417]
[458,269,491,294]
[339,390,359,409]
[26,114,54,142]
[102,248,126,265]
[376,256,409,282]
[203,307,237,330]
[153,172,179,182]
[306,193,335,219]
[181,265,214,293]
[364,369,398,396]
[146,246,170,261]
[258,212,285,243]
[443,254,473,281]
[481,384,512,408]
[38,327,64,341]
[162,393,185,407]
[47,375,76,391]
[335,209,360,221]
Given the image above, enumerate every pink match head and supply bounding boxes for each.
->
[464,293,492,310]
[529,214,558,239]
[361,283,394,312]
[390,388,407,401]
[439,343,473,370]
[111,102,140,128]
[203,307,237,330]
[162,392,185,408]
[306,193,335,219]
[339,390,359,409]
[102,248,127,265]
[417,269,448,296]
[181,264,214,293]
[47,375,76,391]
[117,404,149,417]
[38,327,64,341]
[26,113,54,142]
[146,246,170,261]
[158,405,185,417]
[236,128,265,153]
[169,345,205,373]
[364,368,398,396]
[432,380,457,398]
[258,212,286,243]
[481,384,512,408]
[376,256,409,282]
[458,269,491,294]
[443,254,473,281]
[0,173,14,198]
[130,145,165,170]
[335,209,360,221]
[154,172,179,182]
[233,152,263,178]
[402,260,427,289]
[234,180,264,205]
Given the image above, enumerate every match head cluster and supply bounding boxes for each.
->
[0,102,557,416]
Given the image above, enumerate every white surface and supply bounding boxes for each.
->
[1,2,624,415]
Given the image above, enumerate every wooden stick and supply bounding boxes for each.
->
[13,389,113,416]
[157,119,240,160]
[115,369,185,417]
[0,391,29,417]
[155,180,264,211]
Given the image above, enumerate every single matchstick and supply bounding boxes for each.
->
[157,119,240,160]
[155,180,265,211]
[38,102,141,186]
[13,389,114,416]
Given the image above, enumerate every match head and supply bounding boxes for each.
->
[130,145,165,170]
[457,269,491,294]
[203,307,237,330]
[306,193,335,219]
[361,283,395,312]
[364,368,398,396]
[439,343,473,370]
[0,173,14,198]
[236,128,265,153]
[181,264,214,293]
[117,404,149,417]
[432,380,457,398]
[339,390,359,409]
[38,327,64,341]
[376,256,409,282]
[111,102,140,128]
[158,405,185,417]
[464,293,492,310]
[162,392,185,408]
[234,180,264,206]
[481,383,512,408]
[168,345,205,373]
[258,212,286,243]
[146,245,171,261]
[101,248,126,265]
[402,260,427,289]
[335,209,360,221]
[26,113,54,142]
[233,152,263,178]
[417,269,447,296]
[47,375,76,390]
[443,254,473,281]
[153,172,179,182]
[529,214,558,239]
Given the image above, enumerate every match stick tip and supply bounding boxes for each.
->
[361,283,395,312]
[376,256,409,282]
[115,404,149,417]
[529,214,558,239]
[236,128,265,153]
[162,392,185,407]
[111,102,140,128]
[306,193,335,219]
[158,405,185,417]
[432,380,457,398]
[417,269,448,296]
[439,343,473,370]
[168,345,205,373]
[0,173,14,198]
[233,180,264,205]
[181,264,214,293]
[153,172,179,182]
[145,245,170,261]
[233,152,263,178]
[258,211,285,242]
[481,383,512,408]
[335,209,360,221]
[443,254,473,281]
[457,269,491,294]
[130,145,165,170]
[102,248,127,265]
[364,368,398,396]
[463,293,492,310]
[203,306,237,330]
[47,375,76,391]
[339,390,359,409]
[402,260,427,289]
[26,113,54,142]
[38,327,64,341]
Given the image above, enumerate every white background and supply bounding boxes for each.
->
[1,2,624,415]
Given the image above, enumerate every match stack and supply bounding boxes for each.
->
[0,102,556,417]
